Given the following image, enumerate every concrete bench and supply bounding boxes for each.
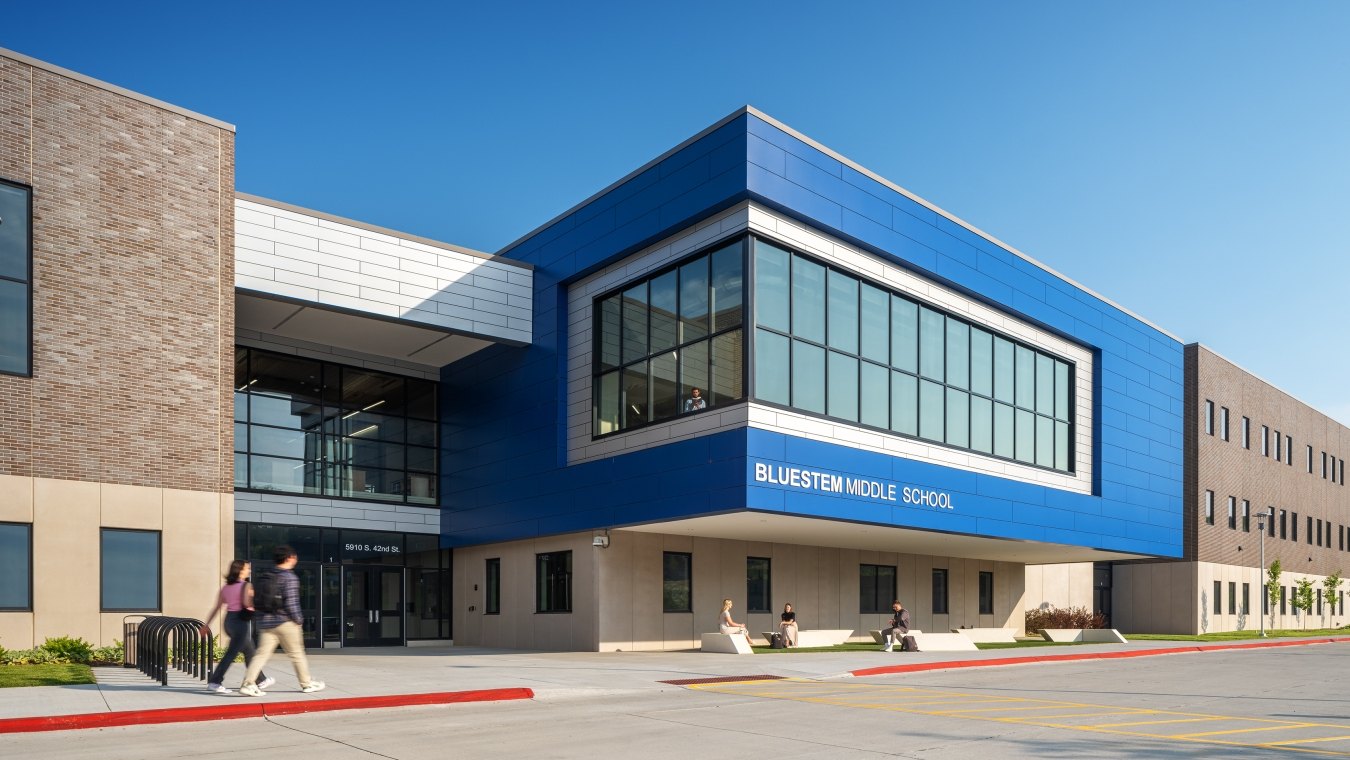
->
[1039,628,1128,644]
[869,629,923,644]
[760,629,854,648]
[953,627,1018,643]
[700,632,754,654]
[912,632,979,651]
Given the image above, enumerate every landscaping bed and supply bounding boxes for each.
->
[0,663,95,688]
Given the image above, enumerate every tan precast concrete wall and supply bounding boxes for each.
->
[0,476,233,648]
[1024,563,1094,613]
[454,529,1027,652]
[452,533,600,651]
[0,53,234,647]
[1112,562,1197,634]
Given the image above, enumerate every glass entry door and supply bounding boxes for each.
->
[342,566,403,646]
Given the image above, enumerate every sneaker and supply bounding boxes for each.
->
[257,676,277,691]
[881,644,893,652]
[300,681,326,694]
[207,683,232,694]
[239,684,265,697]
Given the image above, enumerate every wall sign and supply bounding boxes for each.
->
[752,462,955,510]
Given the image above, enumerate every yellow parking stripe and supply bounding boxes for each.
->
[1267,736,1350,747]
[684,677,1350,756]
[1174,724,1317,738]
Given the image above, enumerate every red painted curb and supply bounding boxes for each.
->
[0,687,534,734]
[849,637,1350,678]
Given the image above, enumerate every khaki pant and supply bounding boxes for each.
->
[243,621,313,688]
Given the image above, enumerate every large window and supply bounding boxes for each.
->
[753,238,1075,473]
[536,551,572,613]
[859,564,896,614]
[593,239,744,435]
[932,568,950,614]
[0,179,32,377]
[663,552,692,613]
[747,557,771,613]
[234,347,438,505]
[0,523,31,610]
[101,529,160,611]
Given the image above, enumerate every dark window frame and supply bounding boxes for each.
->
[0,521,32,611]
[750,236,1077,475]
[0,177,33,378]
[1219,407,1229,440]
[1228,581,1236,615]
[234,346,440,507]
[1204,400,1214,436]
[1213,580,1222,615]
[663,551,693,613]
[591,237,748,439]
[99,528,162,613]
[932,568,950,615]
[535,550,573,614]
[1241,416,1250,449]
[1227,496,1236,530]
[859,563,896,614]
[1204,490,1214,525]
[978,570,994,615]
[746,556,771,614]
[485,558,501,615]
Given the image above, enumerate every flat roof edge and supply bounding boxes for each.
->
[236,192,534,271]
[1190,343,1349,429]
[0,47,236,132]
[744,106,1183,344]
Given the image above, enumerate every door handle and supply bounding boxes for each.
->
[368,610,373,623]
[375,611,381,623]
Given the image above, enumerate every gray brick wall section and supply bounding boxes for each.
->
[1190,343,1350,576]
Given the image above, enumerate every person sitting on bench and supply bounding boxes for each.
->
[880,600,910,652]
[718,598,751,647]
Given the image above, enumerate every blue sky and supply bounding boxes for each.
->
[6,2,1349,423]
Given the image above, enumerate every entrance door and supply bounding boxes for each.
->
[343,566,403,646]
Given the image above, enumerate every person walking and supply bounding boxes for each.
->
[239,545,325,696]
[201,560,274,694]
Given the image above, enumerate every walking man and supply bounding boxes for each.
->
[880,599,910,652]
[240,545,325,696]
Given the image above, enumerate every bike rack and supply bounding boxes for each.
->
[123,615,214,686]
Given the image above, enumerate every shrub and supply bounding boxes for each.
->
[1025,605,1106,634]
[91,640,124,665]
[1,648,59,665]
[40,636,94,664]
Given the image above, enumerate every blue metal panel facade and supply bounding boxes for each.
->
[442,110,1184,558]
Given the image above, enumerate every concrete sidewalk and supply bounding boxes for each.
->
[2,636,1347,728]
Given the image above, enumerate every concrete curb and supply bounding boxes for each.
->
[0,687,535,734]
[848,637,1350,678]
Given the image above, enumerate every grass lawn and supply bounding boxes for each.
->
[0,664,96,688]
[1126,628,1350,642]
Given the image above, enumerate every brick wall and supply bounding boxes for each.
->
[0,52,234,493]
[1192,344,1350,576]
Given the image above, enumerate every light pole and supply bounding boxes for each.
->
[1257,507,1271,638]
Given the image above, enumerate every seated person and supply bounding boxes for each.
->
[880,599,910,652]
[779,602,798,647]
[718,598,750,644]
[684,387,707,412]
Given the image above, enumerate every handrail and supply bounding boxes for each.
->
[123,615,214,686]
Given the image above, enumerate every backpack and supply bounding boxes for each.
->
[769,632,787,649]
[253,569,285,614]
[900,635,920,652]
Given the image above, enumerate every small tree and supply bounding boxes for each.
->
[1266,560,1283,623]
[1323,571,1343,622]
[1293,578,1315,621]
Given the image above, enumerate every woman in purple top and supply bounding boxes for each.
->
[202,560,273,694]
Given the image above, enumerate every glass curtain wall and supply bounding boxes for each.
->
[593,238,745,436]
[751,237,1076,474]
[234,347,438,504]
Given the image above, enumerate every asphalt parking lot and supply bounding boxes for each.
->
[4,643,1348,758]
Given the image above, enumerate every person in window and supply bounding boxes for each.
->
[718,598,750,645]
[880,599,910,652]
[779,602,798,647]
[685,387,707,413]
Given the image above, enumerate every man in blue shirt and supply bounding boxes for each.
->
[240,545,325,696]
